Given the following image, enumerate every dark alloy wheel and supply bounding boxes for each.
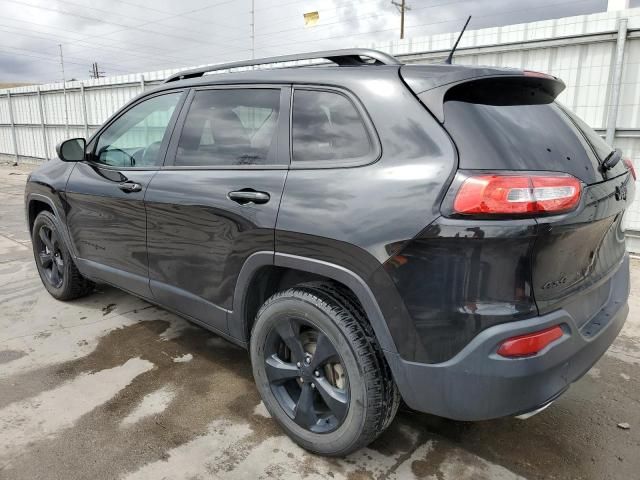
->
[251,282,400,456]
[264,316,349,433]
[35,224,65,288]
[31,210,94,300]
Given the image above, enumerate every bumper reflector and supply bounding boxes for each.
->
[497,326,564,358]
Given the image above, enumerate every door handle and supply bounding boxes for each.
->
[119,181,142,193]
[228,190,270,205]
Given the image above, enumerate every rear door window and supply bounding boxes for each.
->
[291,89,373,165]
[174,88,281,167]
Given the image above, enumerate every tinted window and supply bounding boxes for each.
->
[95,93,181,167]
[442,79,608,184]
[175,89,280,167]
[558,105,626,178]
[292,90,372,163]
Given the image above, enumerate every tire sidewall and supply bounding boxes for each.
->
[32,212,74,299]
[250,293,369,455]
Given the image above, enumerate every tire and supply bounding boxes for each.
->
[32,210,94,300]
[250,281,400,456]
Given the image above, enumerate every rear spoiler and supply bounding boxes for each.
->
[400,65,565,123]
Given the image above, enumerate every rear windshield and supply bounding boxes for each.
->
[442,79,623,184]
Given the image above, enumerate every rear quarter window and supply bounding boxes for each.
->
[291,89,373,165]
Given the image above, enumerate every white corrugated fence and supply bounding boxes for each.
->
[2,7,640,243]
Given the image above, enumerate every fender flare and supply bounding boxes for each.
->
[229,251,398,354]
[26,193,78,258]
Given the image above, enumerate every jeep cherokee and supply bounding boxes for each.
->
[24,49,634,456]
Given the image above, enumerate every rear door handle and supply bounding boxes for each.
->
[228,190,270,205]
[119,181,142,193]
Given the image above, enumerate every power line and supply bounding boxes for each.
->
[254,0,597,53]
[0,24,197,74]
[238,0,472,42]
[0,0,461,70]
[2,0,251,53]
[0,12,248,71]
[0,0,600,80]
[51,0,249,51]
[0,47,113,69]
[104,0,243,33]
[155,0,463,58]
[0,41,131,73]
[247,0,396,35]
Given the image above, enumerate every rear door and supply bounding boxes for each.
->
[144,85,290,334]
[438,76,634,317]
[65,90,184,297]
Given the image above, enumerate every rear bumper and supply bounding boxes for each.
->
[387,254,630,421]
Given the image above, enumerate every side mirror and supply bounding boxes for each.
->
[56,138,86,162]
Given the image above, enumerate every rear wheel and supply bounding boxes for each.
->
[32,211,93,300]
[250,282,399,456]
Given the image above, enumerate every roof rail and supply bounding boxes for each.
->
[164,49,401,83]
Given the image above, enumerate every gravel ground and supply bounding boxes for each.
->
[1,163,639,480]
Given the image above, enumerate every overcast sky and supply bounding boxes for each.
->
[0,0,638,83]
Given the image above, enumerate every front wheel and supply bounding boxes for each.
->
[250,282,399,456]
[32,211,93,300]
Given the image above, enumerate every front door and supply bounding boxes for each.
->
[65,90,184,297]
[145,86,290,334]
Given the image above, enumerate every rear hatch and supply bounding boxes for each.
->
[403,67,634,321]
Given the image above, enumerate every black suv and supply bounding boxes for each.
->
[25,49,634,456]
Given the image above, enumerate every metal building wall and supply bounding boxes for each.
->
[1,7,640,238]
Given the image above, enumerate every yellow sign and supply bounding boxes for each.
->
[304,11,320,27]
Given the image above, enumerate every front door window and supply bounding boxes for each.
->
[95,92,182,168]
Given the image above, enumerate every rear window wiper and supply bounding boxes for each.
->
[602,148,622,171]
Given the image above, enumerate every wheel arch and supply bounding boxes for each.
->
[26,193,77,259]
[229,251,398,354]
[27,196,54,234]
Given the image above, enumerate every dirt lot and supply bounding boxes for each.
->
[1,163,639,480]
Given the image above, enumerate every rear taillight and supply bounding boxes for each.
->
[624,158,636,180]
[497,325,564,358]
[452,173,581,216]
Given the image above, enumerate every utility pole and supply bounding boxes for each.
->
[58,44,69,136]
[250,0,255,60]
[89,62,105,79]
[391,0,410,39]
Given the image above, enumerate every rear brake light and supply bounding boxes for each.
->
[624,158,636,180]
[453,173,581,216]
[497,326,564,358]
